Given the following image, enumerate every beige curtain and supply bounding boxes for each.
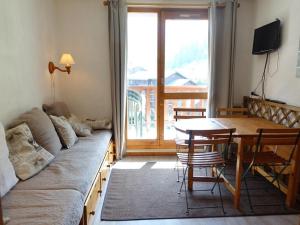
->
[108,0,127,159]
[207,0,238,117]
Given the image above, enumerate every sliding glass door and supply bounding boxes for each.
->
[127,9,208,149]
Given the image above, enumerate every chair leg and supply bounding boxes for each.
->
[243,174,254,212]
[210,166,225,194]
[176,157,180,182]
[216,172,225,214]
[178,166,186,194]
[275,174,286,210]
[182,167,189,214]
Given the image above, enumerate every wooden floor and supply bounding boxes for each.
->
[99,156,300,225]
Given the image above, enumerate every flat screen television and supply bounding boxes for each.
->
[252,20,281,55]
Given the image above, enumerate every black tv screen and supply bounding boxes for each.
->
[252,20,281,55]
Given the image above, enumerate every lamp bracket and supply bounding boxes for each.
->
[48,61,71,74]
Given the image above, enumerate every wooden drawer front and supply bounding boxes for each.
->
[100,164,108,190]
[84,173,101,225]
[100,152,110,189]
[108,142,115,164]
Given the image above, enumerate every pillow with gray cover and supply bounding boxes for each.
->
[6,123,55,180]
[7,108,62,156]
[43,102,71,118]
[68,114,92,137]
[50,115,78,149]
[84,118,112,130]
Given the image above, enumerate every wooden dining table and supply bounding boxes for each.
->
[175,117,300,209]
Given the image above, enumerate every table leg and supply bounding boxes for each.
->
[234,138,245,209]
[188,167,193,191]
[286,145,300,207]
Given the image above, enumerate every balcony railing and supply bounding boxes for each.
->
[127,85,208,139]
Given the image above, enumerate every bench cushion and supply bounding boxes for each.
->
[2,189,84,225]
[13,130,112,197]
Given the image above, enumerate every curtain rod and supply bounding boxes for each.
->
[102,1,232,8]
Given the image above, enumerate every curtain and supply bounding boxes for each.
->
[108,0,127,159]
[207,0,238,117]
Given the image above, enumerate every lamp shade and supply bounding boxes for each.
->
[59,54,75,66]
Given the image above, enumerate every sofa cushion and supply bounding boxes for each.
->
[14,130,112,196]
[6,123,55,180]
[8,108,62,156]
[0,122,18,197]
[50,115,78,148]
[43,102,71,118]
[2,189,84,225]
[68,114,92,137]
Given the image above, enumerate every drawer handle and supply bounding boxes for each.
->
[107,165,111,168]
[102,178,106,181]
[98,190,102,194]
[90,211,95,215]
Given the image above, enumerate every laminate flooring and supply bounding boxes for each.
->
[99,156,300,225]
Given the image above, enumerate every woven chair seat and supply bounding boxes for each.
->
[177,152,225,166]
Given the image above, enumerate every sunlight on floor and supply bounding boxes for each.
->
[113,162,147,169]
[151,161,177,169]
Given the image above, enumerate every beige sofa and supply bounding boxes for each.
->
[1,105,114,225]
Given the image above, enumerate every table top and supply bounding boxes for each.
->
[175,117,286,136]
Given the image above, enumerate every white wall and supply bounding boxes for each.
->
[55,0,112,120]
[0,0,57,126]
[250,0,300,106]
[233,0,255,105]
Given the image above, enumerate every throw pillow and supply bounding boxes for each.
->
[68,114,92,137]
[85,119,112,130]
[0,123,18,197]
[8,108,62,156]
[50,116,78,149]
[6,123,55,180]
[43,102,71,118]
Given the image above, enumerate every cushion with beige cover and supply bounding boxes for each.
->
[8,108,62,156]
[0,122,18,197]
[6,123,55,180]
[43,102,71,118]
[50,115,78,149]
[85,118,112,130]
[68,114,92,137]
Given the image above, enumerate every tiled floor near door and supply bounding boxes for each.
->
[99,156,300,225]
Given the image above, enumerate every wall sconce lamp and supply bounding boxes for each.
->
[48,53,75,74]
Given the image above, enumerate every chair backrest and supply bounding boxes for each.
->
[216,107,248,118]
[186,128,236,153]
[255,128,300,162]
[174,108,206,121]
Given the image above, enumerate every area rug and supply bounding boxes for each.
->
[101,161,300,220]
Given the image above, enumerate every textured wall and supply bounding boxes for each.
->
[55,0,112,120]
[0,0,58,125]
[250,0,300,106]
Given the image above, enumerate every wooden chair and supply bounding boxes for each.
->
[216,107,248,118]
[174,108,206,121]
[173,108,207,182]
[242,128,300,212]
[177,128,236,214]
[216,107,248,160]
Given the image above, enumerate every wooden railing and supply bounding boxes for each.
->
[128,85,208,137]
